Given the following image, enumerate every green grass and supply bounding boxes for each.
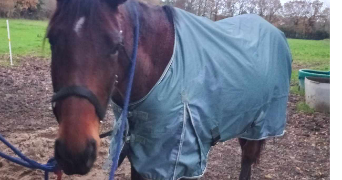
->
[288,38,330,63]
[288,39,330,95]
[290,86,305,96]
[0,19,50,58]
[296,101,315,114]
[288,39,330,113]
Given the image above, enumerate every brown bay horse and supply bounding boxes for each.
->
[48,0,269,179]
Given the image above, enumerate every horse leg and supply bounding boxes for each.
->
[238,138,265,180]
[118,144,144,180]
[118,143,129,167]
[131,165,145,180]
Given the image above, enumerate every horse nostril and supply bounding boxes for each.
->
[85,139,97,168]
[54,139,97,175]
[54,139,72,165]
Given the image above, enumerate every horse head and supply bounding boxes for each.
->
[47,0,129,175]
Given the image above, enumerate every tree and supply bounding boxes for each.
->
[263,0,282,23]
[212,0,223,20]
[307,0,323,29]
[281,0,329,39]
[15,0,39,11]
[175,0,186,9]
[186,0,197,13]
[140,0,161,5]
[0,0,15,17]
[236,0,249,15]
[320,7,330,32]
[223,0,238,17]
[283,1,306,27]
[247,0,258,14]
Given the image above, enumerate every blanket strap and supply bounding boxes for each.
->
[211,126,220,146]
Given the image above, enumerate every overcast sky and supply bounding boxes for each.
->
[279,0,330,7]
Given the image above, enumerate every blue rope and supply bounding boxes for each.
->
[0,134,58,180]
[109,4,140,180]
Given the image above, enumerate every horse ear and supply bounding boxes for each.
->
[105,0,127,9]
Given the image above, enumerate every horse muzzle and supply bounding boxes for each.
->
[54,139,97,175]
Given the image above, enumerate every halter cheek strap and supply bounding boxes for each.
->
[51,86,106,120]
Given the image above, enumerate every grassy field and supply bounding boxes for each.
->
[0,19,50,58]
[288,39,330,95]
[287,38,330,113]
[0,19,331,111]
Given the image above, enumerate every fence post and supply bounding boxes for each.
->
[6,20,13,66]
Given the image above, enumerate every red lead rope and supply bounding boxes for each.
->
[55,169,62,180]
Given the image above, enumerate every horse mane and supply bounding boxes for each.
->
[162,5,176,24]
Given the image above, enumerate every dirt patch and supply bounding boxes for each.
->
[0,58,330,179]
[292,61,326,70]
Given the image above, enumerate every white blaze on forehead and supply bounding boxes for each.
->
[74,17,86,35]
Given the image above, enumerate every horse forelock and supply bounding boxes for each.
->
[47,0,110,39]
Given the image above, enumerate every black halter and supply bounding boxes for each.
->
[51,36,131,122]
[51,86,106,120]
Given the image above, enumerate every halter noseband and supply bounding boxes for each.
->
[51,27,131,122]
[51,86,106,121]
[51,41,131,122]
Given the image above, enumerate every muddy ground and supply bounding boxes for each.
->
[0,58,329,179]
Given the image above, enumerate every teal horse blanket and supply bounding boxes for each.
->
[109,8,292,180]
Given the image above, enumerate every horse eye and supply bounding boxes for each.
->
[109,50,119,59]
[108,45,120,58]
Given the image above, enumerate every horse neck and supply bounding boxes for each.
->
[112,2,175,106]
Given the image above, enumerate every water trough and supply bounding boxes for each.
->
[305,76,330,113]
